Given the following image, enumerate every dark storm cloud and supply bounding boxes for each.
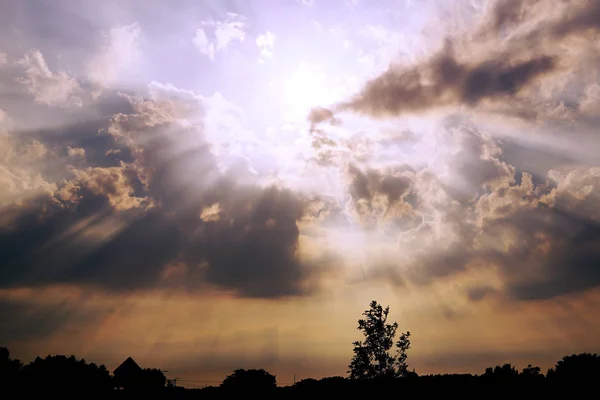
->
[182,185,309,298]
[486,0,538,32]
[348,163,412,205]
[549,0,600,37]
[346,163,413,227]
[399,174,600,302]
[355,119,600,302]
[0,80,324,299]
[335,0,600,119]
[466,286,497,302]
[320,1,600,302]
[307,107,336,126]
[483,0,600,40]
[338,47,556,117]
[483,199,600,301]
[466,167,600,301]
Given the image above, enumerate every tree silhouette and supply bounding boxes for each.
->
[0,347,23,388]
[348,300,411,379]
[547,353,600,381]
[395,330,411,377]
[21,354,112,399]
[221,368,276,391]
[483,363,518,379]
[520,364,542,377]
[140,368,167,392]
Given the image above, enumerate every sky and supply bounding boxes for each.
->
[1,0,600,388]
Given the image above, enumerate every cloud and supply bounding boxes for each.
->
[87,23,141,89]
[307,107,336,125]
[338,43,555,117]
[291,2,600,304]
[466,286,497,302]
[481,0,600,41]
[331,115,600,302]
[484,0,540,33]
[67,147,86,160]
[193,30,215,60]
[297,0,315,7]
[64,164,151,211]
[0,73,328,299]
[256,31,276,61]
[4,0,600,381]
[333,0,600,120]
[193,13,247,60]
[0,131,56,207]
[16,50,82,107]
[345,0,359,10]
[345,163,413,228]
[0,0,598,309]
[476,167,600,300]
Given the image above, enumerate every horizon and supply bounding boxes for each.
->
[4,335,595,389]
[2,0,600,390]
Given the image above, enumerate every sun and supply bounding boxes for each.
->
[282,62,332,119]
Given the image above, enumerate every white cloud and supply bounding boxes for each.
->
[297,0,315,7]
[580,83,600,116]
[0,52,7,66]
[256,31,276,61]
[193,29,215,59]
[0,133,55,206]
[328,26,346,39]
[345,0,358,9]
[87,23,141,88]
[17,50,82,107]
[193,13,247,61]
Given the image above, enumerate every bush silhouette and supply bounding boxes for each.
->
[220,368,276,391]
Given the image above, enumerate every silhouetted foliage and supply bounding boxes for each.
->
[220,368,276,391]
[2,345,600,399]
[0,347,22,388]
[291,376,347,396]
[21,354,112,399]
[483,363,519,379]
[547,353,600,381]
[142,368,168,390]
[520,364,543,379]
[294,377,318,387]
[348,300,411,379]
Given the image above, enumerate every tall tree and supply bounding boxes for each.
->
[348,300,411,379]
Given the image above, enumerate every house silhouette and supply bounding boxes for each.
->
[113,357,143,390]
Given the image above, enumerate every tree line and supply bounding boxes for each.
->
[2,300,599,399]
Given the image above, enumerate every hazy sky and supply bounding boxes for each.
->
[1,0,600,388]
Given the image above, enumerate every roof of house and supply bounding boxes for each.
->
[113,357,142,376]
